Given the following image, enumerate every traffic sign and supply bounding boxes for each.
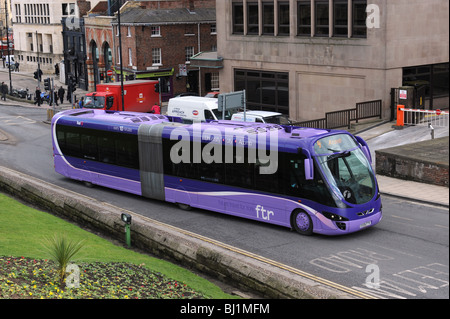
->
[217,90,245,112]
[436,109,441,116]
[106,69,113,76]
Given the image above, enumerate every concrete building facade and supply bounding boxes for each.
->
[216,0,449,121]
[10,0,101,76]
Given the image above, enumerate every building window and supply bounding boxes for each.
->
[352,0,367,38]
[247,2,259,35]
[25,3,50,24]
[128,48,132,66]
[210,24,217,34]
[185,46,194,63]
[278,2,290,36]
[232,2,244,34]
[262,2,275,35]
[211,72,219,91]
[62,3,75,16]
[152,48,161,65]
[315,1,329,36]
[15,4,22,23]
[403,63,450,107]
[184,25,195,36]
[235,69,289,115]
[297,1,311,36]
[127,27,131,37]
[151,26,161,36]
[334,0,348,37]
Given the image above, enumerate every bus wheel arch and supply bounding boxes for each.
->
[291,209,313,236]
[177,203,192,210]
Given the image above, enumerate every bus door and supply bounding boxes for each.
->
[80,134,100,184]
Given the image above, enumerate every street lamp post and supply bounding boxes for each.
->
[117,1,124,111]
[4,0,12,93]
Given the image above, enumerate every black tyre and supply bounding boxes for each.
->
[291,210,313,235]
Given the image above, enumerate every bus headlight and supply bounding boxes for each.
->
[322,211,348,221]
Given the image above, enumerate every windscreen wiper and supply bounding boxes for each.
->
[326,150,350,162]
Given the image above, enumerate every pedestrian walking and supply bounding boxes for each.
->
[58,87,64,102]
[34,87,41,106]
[2,56,5,68]
[58,86,65,104]
[1,82,8,100]
[15,61,19,72]
[78,97,84,108]
[53,90,59,106]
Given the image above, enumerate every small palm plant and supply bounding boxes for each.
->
[44,234,85,285]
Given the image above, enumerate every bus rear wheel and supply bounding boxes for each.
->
[177,203,192,210]
[291,210,313,235]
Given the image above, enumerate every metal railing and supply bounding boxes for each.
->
[293,99,382,129]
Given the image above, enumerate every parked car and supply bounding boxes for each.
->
[174,92,199,98]
[204,91,220,98]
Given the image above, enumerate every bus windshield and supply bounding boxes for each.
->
[84,96,106,109]
[314,134,375,205]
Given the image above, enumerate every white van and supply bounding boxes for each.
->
[5,55,14,67]
[167,96,235,123]
[231,110,292,125]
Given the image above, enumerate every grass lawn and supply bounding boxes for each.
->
[0,192,236,299]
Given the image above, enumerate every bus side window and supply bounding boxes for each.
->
[98,136,116,164]
[254,155,280,194]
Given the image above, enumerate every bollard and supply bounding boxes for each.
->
[396,104,405,127]
[121,213,132,248]
[428,123,435,139]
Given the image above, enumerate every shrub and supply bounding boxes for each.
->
[43,234,85,286]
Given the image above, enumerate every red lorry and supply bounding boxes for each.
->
[83,80,160,112]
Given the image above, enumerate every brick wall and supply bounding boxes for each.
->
[123,22,216,95]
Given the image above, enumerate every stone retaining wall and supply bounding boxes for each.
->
[375,137,449,187]
[0,166,352,299]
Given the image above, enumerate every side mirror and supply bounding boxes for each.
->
[106,96,114,110]
[355,136,372,164]
[300,148,314,180]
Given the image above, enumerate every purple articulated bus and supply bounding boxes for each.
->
[51,109,382,236]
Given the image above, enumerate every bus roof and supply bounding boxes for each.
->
[53,109,336,149]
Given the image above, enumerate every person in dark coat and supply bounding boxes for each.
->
[1,82,8,100]
[34,87,41,106]
[58,86,65,104]
[53,90,59,106]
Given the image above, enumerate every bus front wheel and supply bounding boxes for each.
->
[291,210,313,236]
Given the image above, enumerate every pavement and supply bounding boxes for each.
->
[1,68,449,208]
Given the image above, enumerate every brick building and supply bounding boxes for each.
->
[84,0,118,91]
[84,0,217,100]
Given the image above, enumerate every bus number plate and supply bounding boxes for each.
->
[360,221,372,228]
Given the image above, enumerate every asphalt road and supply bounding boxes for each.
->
[0,105,448,299]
